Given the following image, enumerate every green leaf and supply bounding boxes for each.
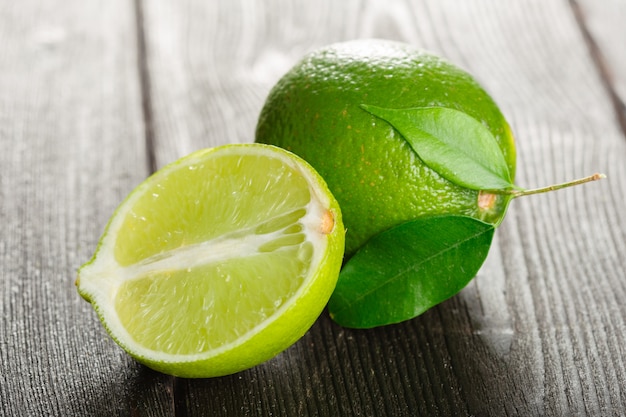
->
[361,104,514,191]
[328,215,495,328]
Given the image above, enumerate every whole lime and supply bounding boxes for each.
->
[256,39,516,257]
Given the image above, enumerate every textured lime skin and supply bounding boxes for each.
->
[256,39,516,256]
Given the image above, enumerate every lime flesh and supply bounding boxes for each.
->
[77,144,345,378]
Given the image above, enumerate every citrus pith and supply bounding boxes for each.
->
[76,144,345,378]
[255,39,516,256]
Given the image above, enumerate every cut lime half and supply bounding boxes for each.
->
[76,144,345,378]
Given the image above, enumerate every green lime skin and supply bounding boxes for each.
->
[256,39,516,257]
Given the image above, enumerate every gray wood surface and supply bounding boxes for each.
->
[1,0,625,415]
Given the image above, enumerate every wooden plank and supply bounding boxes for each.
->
[138,0,626,415]
[417,2,626,413]
[139,0,363,166]
[0,1,174,415]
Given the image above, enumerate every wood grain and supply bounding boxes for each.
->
[0,1,173,415]
[1,0,625,415]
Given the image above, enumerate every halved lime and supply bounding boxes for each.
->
[76,144,345,378]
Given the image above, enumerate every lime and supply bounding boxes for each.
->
[256,39,516,256]
[76,144,345,378]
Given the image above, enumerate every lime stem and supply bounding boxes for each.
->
[494,173,606,198]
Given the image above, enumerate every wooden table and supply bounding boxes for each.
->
[2,1,625,415]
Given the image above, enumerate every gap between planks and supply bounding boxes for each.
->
[131,1,179,416]
[134,0,158,175]
[569,0,626,137]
